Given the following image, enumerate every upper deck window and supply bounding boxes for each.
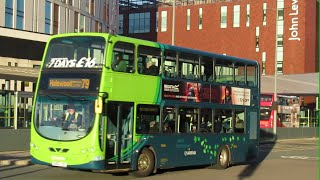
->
[138,45,161,76]
[247,64,257,87]
[179,52,199,80]
[215,59,233,84]
[235,62,245,85]
[112,42,135,73]
[44,36,105,69]
[164,50,177,78]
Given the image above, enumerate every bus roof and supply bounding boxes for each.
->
[48,33,259,66]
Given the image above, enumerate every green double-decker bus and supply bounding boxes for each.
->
[31,33,260,177]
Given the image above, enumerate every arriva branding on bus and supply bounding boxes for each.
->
[184,150,197,156]
[164,84,180,92]
[47,57,96,68]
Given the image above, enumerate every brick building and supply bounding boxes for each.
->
[120,0,318,76]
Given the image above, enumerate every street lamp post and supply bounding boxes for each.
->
[273,5,278,138]
[171,0,175,45]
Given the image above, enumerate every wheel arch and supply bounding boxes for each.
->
[217,144,232,167]
[135,145,157,173]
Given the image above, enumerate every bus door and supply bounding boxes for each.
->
[105,101,134,169]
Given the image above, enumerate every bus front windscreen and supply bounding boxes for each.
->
[34,94,95,141]
[260,106,271,120]
[44,36,105,69]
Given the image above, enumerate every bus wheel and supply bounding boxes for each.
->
[216,145,230,169]
[130,148,155,177]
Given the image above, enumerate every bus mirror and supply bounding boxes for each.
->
[95,97,103,114]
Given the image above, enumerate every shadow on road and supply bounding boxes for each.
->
[237,130,277,180]
[0,166,51,180]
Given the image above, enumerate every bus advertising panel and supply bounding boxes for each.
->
[162,80,251,105]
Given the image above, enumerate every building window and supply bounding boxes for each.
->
[199,8,202,29]
[45,0,51,34]
[53,4,59,34]
[276,48,283,62]
[90,0,95,15]
[103,0,107,22]
[277,35,283,47]
[65,8,69,32]
[246,4,250,27]
[95,21,101,32]
[277,20,284,35]
[186,9,191,30]
[161,11,167,32]
[5,0,13,28]
[74,12,79,32]
[277,62,283,74]
[80,14,85,32]
[118,14,123,34]
[263,3,267,26]
[262,62,266,75]
[233,5,240,27]
[278,9,284,20]
[129,12,150,34]
[262,52,266,75]
[220,6,227,28]
[67,0,73,6]
[86,0,89,12]
[16,0,24,30]
[256,27,259,52]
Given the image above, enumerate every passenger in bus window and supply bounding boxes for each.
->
[214,116,222,133]
[112,54,127,72]
[137,118,149,134]
[149,121,159,133]
[163,122,172,133]
[63,104,82,130]
[145,58,159,75]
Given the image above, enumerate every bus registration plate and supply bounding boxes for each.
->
[52,162,67,167]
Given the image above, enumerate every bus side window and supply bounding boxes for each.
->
[136,104,160,134]
[179,52,199,80]
[247,65,257,87]
[164,50,177,78]
[138,45,161,76]
[213,109,222,133]
[235,62,245,86]
[215,59,233,84]
[163,106,176,133]
[112,42,135,73]
[200,109,212,133]
[200,57,213,82]
[218,109,233,133]
[235,110,245,134]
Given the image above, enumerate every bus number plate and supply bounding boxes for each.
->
[52,162,67,167]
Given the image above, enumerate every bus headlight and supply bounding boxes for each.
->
[30,143,39,149]
[92,156,103,161]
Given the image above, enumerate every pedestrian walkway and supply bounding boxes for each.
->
[0,151,31,167]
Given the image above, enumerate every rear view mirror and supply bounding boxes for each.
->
[95,97,103,114]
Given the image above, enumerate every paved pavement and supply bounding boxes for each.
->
[0,151,31,167]
[0,138,317,168]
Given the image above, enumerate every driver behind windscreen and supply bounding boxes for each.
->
[63,104,82,129]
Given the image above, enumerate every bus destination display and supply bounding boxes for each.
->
[48,78,90,90]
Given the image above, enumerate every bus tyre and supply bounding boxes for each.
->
[216,145,230,169]
[130,148,155,177]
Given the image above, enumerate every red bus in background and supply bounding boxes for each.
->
[260,94,300,128]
